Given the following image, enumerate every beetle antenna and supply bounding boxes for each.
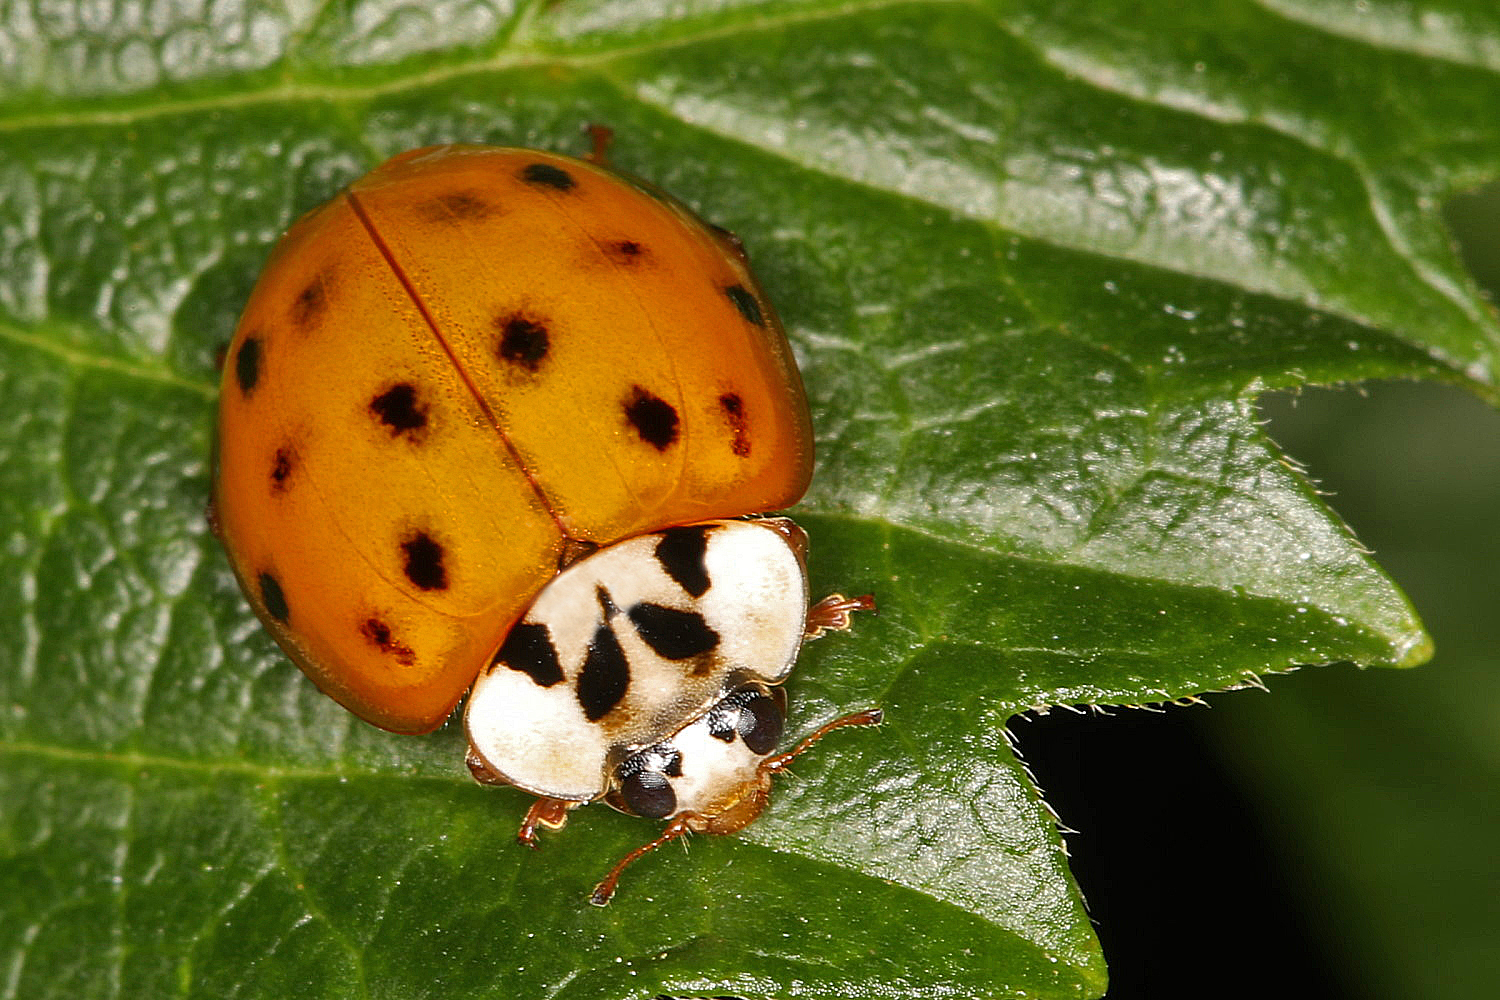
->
[590,817,692,906]
[763,708,884,774]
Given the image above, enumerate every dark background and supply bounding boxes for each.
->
[1011,183,1500,1000]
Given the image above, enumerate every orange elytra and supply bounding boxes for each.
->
[214,139,813,734]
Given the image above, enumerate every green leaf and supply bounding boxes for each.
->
[2,0,1494,996]
[1214,380,1500,1000]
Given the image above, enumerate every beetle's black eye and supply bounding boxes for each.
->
[620,770,677,819]
[737,691,785,755]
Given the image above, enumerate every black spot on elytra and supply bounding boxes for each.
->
[577,623,629,721]
[655,526,712,598]
[605,239,647,265]
[370,383,428,435]
[521,163,575,191]
[401,532,447,590]
[719,393,751,457]
[360,616,415,665]
[422,190,494,221]
[624,386,678,450]
[724,284,764,326]
[270,445,296,492]
[493,622,563,687]
[629,603,721,662]
[496,315,549,372]
[235,336,262,395]
[259,572,289,624]
[291,271,331,329]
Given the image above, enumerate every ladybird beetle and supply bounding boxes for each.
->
[214,131,878,903]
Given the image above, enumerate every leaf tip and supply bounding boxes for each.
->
[1392,628,1435,669]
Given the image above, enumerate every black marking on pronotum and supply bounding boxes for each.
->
[235,336,262,395]
[596,586,620,620]
[521,163,575,191]
[493,622,563,686]
[422,190,494,221]
[270,445,296,492]
[360,617,415,665]
[629,603,720,661]
[724,284,764,326]
[655,526,712,598]
[496,314,549,372]
[624,386,679,450]
[577,623,629,721]
[259,572,289,624]
[370,383,428,435]
[719,392,751,458]
[291,270,331,329]
[401,532,448,590]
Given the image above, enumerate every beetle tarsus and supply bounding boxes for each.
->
[803,593,876,639]
[590,817,692,906]
[517,796,574,849]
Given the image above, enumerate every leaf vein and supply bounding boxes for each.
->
[0,321,215,399]
[259,779,372,1000]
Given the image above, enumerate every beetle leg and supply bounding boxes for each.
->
[465,746,510,787]
[584,124,614,163]
[589,816,693,906]
[803,593,876,639]
[517,796,576,849]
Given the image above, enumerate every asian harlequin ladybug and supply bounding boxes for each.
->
[213,129,879,904]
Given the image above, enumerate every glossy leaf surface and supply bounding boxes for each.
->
[5,1,1497,996]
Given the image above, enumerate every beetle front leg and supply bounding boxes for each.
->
[517,796,577,849]
[803,593,876,639]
